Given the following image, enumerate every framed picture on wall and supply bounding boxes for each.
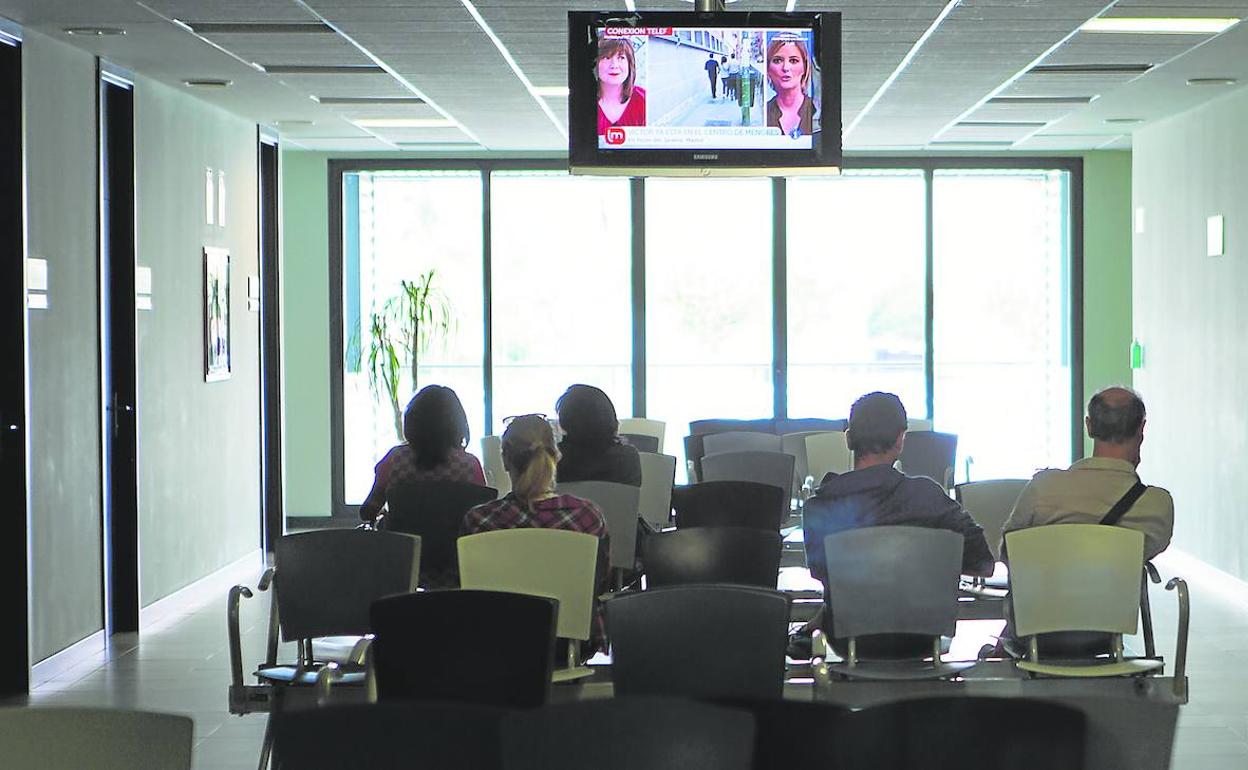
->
[204,246,231,382]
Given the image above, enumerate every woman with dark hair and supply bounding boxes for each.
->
[359,384,485,521]
[595,37,646,136]
[555,384,642,487]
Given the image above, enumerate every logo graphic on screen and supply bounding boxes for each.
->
[605,127,627,145]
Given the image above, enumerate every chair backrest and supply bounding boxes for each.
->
[273,702,507,770]
[458,528,598,641]
[555,480,641,571]
[620,433,660,453]
[954,478,1027,561]
[781,431,829,495]
[898,430,958,490]
[805,431,851,482]
[637,452,677,527]
[715,698,850,770]
[907,418,933,432]
[618,417,665,446]
[643,527,782,589]
[384,480,498,586]
[607,585,790,699]
[839,696,1086,770]
[273,530,420,641]
[0,707,193,770]
[480,435,510,495]
[689,418,774,435]
[701,451,795,506]
[1005,524,1144,637]
[775,417,846,435]
[822,527,962,639]
[703,431,783,456]
[502,697,755,770]
[370,590,556,708]
[672,481,787,532]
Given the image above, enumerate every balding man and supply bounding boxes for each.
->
[1002,386,1174,560]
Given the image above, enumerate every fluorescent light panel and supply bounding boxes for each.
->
[187,22,333,34]
[1080,17,1239,35]
[315,96,426,105]
[1030,63,1152,74]
[353,118,455,128]
[262,64,385,74]
[989,95,1096,104]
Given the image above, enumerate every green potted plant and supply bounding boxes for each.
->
[366,270,453,441]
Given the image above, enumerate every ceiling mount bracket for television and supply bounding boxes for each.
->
[696,0,727,12]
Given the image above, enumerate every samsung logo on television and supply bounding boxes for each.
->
[692,153,719,160]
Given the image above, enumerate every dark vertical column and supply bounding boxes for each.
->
[482,170,494,434]
[100,78,139,633]
[1068,162,1085,460]
[258,139,283,549]
[327,165,348,518]
[630,178,646,418]
[772,179,787,420]
[923,168,935,424]
[0,38,30,696]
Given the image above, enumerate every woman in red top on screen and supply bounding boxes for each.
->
[596,37,646,136]
[765,36,816,138]
[359,384,486,523]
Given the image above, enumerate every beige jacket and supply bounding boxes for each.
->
[1002,456,1174,560]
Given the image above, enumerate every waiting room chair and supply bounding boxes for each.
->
[907,418,933,431]
[607,585,790,699]
[643,527,782,589]
[272,702,507,770]
[804,431,851,484]
[620,432,660,453]
[897,430,957,491]
[502,697,755,770]
[671,480,787,532]
[819,526,972,680]
[228,529,420,769]
[684,419,772,483]
[781,430,828,498]
[480,435,510,496]
[775,417,846,434]
[0,707,193,770]
[369,590,556,708]
[383,480,497,588]
[637,452,677,528]
[1005,524,1188,693]
[618,417,665,448]
[458,528,599,681]
[713,698,849,770]
[701,451,795,512]
[556,480,641,586]
[703,430,783,456]
[954,478,1027,562]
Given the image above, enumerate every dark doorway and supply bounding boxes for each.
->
[258,135,283,550]
[0,34,29,697]
[100,74,138,634]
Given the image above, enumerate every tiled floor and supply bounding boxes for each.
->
[13,548,1248,769]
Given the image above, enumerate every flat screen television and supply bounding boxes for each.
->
[568,11,841,176]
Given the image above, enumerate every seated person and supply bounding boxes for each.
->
[555,384,642,487]
[801,391,994,658]
[998,386,1173,657]
[359,385,485,523]
[462,414,611,651]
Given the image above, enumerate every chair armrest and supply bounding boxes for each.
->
[348,635,373,666]
[1166,577,1189,702]
[315,662,342,707]
[1145,561,1162,584]
[255,567,279,667]
[227,585,254,693]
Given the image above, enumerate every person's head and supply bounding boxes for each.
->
[501,414,560,504]
[555,384,619,448]
[595,38,635,102]
[766,37,811,95]
[846,391,907,463]
[403,385,471,469]
[721,55,727,63]
[1086,386,1147,465]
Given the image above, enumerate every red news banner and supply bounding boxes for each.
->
[602,27,673,37]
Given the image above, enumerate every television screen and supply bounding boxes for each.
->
[569,11,841,176]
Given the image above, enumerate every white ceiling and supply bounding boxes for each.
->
[1,0,1246,152]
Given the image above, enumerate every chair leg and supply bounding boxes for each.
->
[257,711,274,770]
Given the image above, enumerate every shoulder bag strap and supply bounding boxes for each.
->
[1100,481,1148,527]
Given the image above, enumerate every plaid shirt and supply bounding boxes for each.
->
[462,494,611,642]
[360,445,486,521]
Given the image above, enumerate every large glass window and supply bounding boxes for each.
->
[787,171,927,420]
[490,172,632,429]
[933,170,1072,482]
[644,178,774,460]
[341,171,485,504]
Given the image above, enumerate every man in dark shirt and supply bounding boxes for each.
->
[704,53,719,98]
[798,391,994,657]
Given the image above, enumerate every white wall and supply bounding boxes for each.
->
[1132,85,1248,579]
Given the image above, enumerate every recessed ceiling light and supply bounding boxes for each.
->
[532,86,570,98]
[1030,63,1153,75]
[261,64,386,75]
[274,119,317,127]
[183,79,233,89]
[314,96,426,105]
[988,95,1097,105]
[1187,77,1238,86]
[64,27,127,36]
[353,118,455,129]
[1080,17,1239,35]
[1104,118,1143,125]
